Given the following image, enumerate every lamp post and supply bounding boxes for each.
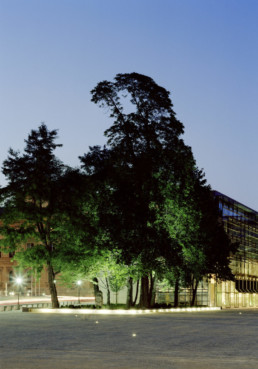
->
[15,277,23,310]
[77,280,82,305]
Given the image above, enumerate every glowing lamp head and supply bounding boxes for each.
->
[77,280,82,286]
[16,277,23,285]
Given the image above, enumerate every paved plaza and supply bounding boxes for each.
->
[0,309,258,369]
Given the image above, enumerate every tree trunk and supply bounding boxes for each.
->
[190,280,199,307]
[150,274,156,307]
[93,277,100,297]
[174,278,179,308]
[105,277,111,307]
[46,261,59,308]
[93,278,103,308]
[139,276,150,308]
[132,279,139,307]
[95,290,103,308]
[126,277,133,309]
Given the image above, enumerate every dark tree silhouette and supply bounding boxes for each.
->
[0,124,90,308]
[80,73,200,307]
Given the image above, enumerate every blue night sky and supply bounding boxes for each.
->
[1,0,258,210]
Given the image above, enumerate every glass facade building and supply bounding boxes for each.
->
[212,191,258,308]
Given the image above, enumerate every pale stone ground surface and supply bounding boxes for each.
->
[0,310,258,369]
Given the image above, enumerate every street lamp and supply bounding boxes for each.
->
[76,280,82,305]
[15,277,23,310]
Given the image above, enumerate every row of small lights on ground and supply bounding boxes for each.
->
[33,307,221,315]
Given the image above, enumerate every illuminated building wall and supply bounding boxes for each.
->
[212,191,258,308]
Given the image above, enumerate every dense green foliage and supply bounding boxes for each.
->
[80,73,236,307]
[0,124,94,307]
[0,74,237,309]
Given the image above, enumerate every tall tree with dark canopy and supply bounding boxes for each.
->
[81,72,236,308]
[0,124,90,308]
[80,73,200,307]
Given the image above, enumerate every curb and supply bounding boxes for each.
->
[23,306,222,315]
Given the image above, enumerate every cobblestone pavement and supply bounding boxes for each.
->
[0,309,258,369]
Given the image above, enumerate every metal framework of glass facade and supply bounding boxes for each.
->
[213,191,258,308]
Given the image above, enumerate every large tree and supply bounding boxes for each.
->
[81,72,237,308]
[0,124,92,308]
[80,73,200,308]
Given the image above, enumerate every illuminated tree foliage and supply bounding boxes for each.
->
[160,177,237,306]
[0,124,93,308]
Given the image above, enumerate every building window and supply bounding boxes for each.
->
[9,271,13,282]
[9,252,15,258]
[26,243,34,249]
